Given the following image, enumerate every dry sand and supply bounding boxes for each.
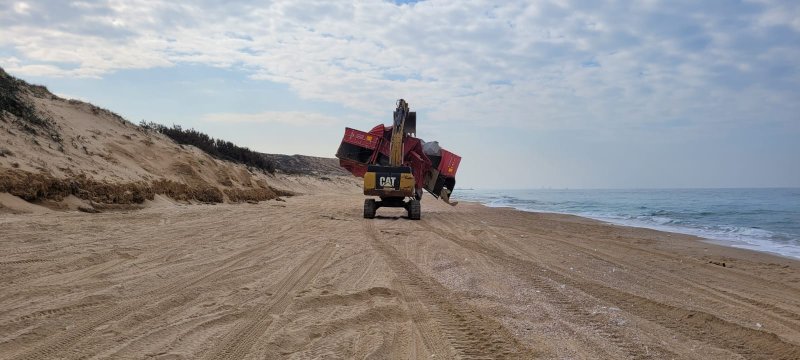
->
[2,180,800,359]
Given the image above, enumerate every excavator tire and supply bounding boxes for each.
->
[408,199,421,220]
[364,199,376,219]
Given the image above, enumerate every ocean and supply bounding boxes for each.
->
[455,188,800,259]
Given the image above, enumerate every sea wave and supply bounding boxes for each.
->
[458,189,800,259]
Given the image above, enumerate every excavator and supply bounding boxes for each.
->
[336,99,461,220]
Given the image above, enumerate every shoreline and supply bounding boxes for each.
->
[458,198,800,262]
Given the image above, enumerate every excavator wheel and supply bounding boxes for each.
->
[364,199,376,219]
[408,199,421,220]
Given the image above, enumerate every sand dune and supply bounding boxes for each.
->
[0,68,308,208]
[2,178,799,359]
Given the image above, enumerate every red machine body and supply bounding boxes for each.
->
[336,124,460,202]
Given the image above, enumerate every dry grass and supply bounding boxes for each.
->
[150,179,223,203]
[224,188,276,202]
[0,170,149,203]
[0,169,289,205]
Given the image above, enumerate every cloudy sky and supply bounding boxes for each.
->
[1,0,798,189]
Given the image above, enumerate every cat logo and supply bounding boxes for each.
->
[379,176,396,188]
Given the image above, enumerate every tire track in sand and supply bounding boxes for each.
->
[477,225,800,360]
[419,217,655,359]
[8,240,282,360]
[202,241,335,360]
[364,220,534,359]
[425,213,800,360]
[480,213,800,336]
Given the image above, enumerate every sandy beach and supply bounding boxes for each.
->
[2,2,799,358]
[1,180,799,359]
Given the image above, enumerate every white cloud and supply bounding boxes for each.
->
[13,2,30,14]
[1,63,106,78]
[53,92,88,101]
[202,111,340,126]
[0,0,797,133]
[0,56,21,67]
[748,0,800,30]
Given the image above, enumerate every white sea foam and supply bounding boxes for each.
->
[567,212,799,259]
[584,214,798,259]
[460,189,800,260]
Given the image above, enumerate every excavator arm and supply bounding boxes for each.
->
[389,99,409,166]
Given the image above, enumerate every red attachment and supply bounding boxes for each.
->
[438,149,461,177]
[368,124,387,136]
[341,127,379,149]
[338,159,367,177]
[336,122,460,195]
[402,137,432,189]
[378,136,391,157]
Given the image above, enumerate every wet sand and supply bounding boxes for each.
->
[1,189,799,359]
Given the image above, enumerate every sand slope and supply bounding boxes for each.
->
[1,179,799,359]
[1,68,323,206]
[1,91,246,185]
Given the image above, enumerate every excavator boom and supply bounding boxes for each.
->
[390,99,409,166]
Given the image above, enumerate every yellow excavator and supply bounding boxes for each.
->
[362,99,420,219]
